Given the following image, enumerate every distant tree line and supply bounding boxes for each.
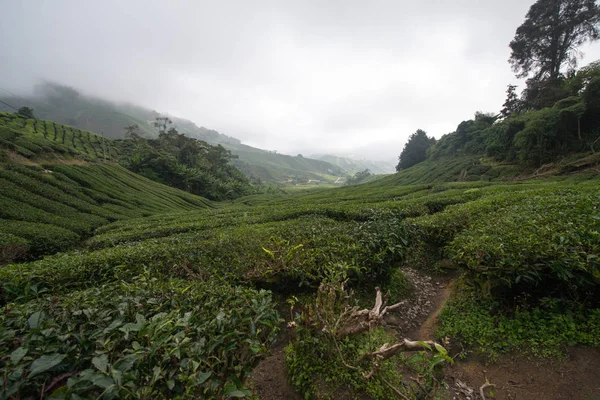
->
[116,119,256,200]
[396,0,600,170]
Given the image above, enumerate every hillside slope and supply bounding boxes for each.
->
[0,113,213,261]
[0,83,349,182]
[227,144,346,182]
[312,154,396,174]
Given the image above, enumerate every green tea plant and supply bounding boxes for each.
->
[0,275,280,399]
[448,190,600,299]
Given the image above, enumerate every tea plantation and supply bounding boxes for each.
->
[1,114,600,399]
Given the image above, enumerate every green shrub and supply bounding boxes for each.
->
[0,220,79,256]
[0,276,280,399]
[438,290,600,359]
[448,191,600,300]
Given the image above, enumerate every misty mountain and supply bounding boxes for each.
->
[311,154,396,175]
[0,82,352,182]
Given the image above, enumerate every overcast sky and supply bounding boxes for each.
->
[2,0,600,162]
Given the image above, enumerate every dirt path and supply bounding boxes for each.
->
[250,269,600,399]
[447,349,600,400]
[249,268,453,400]
[249,339,301,400]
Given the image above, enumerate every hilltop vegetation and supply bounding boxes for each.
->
[396,61,600,174]
[0,111,119,162]
[116,120,256,200]
[1,111,257,200]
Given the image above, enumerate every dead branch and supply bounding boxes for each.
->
[306,281,448,399]
[359,339,440,363]
[335,286,407,338]
[479,380,496,400]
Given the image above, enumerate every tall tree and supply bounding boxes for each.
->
[396,129,436,171]
[124,124,141,139]
[509,0,600,81]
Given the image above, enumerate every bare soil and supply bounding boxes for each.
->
[249,269,600,400]
[447,348,600,400]
[250,338,301,400]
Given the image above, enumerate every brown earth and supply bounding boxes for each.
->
[250,338,301,400]
[249,269,600,400]
[447,349,600,400]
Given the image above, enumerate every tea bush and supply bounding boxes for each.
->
[0,232,29,264]
[448,189,600,299]
[0,163,213,258]
[0,220,80,256]
[0,276,280,399]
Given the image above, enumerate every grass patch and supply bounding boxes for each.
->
[438,289,600,359]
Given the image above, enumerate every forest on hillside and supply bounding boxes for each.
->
[397,0,600,172]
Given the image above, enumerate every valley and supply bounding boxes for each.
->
[2,0,600,397]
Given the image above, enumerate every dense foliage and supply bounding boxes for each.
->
[116,121,256,200]
[0,276,279,399]
[344,168,373,185]
[415,61,600,168]
[396,129,436,171]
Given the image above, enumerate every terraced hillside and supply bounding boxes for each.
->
[227,143,347,182]
[1,167,598,398]
[0,111,119,162]
[0,113,213,261]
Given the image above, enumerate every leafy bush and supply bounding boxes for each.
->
[438,291,600,359]
[0,276,280,399]
[448,190,600,300]
[0,220,80,256]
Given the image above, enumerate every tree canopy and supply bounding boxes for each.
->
[509,0,600,80]
[396,129,436,171]
[17,107,35,119]
[117,117,255,200]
